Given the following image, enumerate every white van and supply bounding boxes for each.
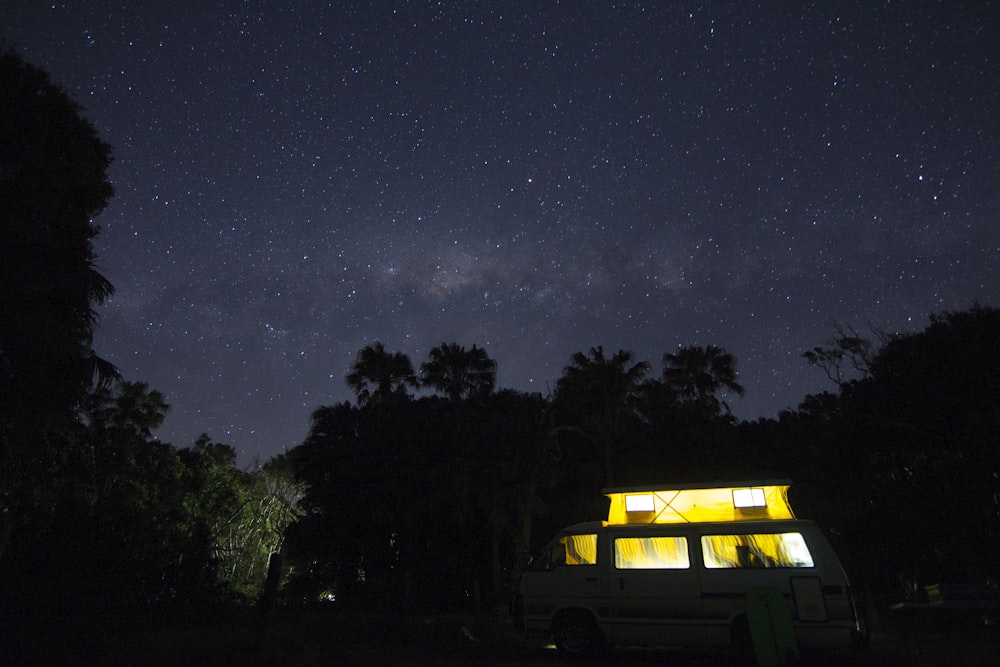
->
[513,482,867,658]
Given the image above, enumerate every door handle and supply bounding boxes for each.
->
[585,576,598,583]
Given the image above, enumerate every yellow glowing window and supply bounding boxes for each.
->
[562,534,598,565]
[615,536,690,569]
[732,487,767,508]
[625,493,655,512]
[532,533,598,571]
[701,533,814,569]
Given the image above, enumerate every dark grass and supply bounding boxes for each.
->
[36,604,1000,666]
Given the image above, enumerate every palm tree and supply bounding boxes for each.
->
[345,342,418,407]
[420,342,497,401]
[83,380,169,440]
[662,345,745,417]
[557,346,650,415]
[554,346,650,485]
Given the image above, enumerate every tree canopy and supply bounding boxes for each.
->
[0,53,292,660]
[663,344,745,417]
[420,342,497,401]
[345,342,419,407]
[0,49,118,535]
[0,48,116,442]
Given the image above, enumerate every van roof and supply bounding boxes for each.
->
[559,518,816,535]
[603,482,795,525]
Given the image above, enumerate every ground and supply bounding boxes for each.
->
[60,605,1000,666]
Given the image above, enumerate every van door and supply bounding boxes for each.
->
[604,533,706,647]
[519,532,603,635]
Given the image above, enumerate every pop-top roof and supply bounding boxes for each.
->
[603,481,794,525]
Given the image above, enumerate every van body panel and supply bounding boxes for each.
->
[604,535,707,647]
[521,562,602,620]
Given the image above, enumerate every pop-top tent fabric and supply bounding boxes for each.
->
[604,482,795,525]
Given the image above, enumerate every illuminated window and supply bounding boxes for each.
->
[532,533,598,570]
[615,536,690,569]
[562,534,598,565]
[732,487,767,508]
[701,533,814,569]
[625,493,655,512]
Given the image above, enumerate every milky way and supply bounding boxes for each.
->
[4,2,997,464]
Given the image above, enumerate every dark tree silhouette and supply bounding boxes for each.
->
[286,391,551,613]
[0,380,227,660]
[662,345,744,417]
[777,306,1000,594]
[280,306,999,624]
[0,48,116,423]
[420,342,497,401]
[82,380,168,440]
[345,342,418,407]
[554,346,650,486]
[0,48,117,570]
[802,322,881,388]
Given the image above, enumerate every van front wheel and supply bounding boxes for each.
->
[553,611,603,657]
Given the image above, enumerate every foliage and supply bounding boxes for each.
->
[285,389,551,612]
[802,322,881,388]
[0,379,304,660]
[774,305,1000,590]
[148,434,306,603]
[345,342,419,407]
[420,342,497,401]
[209,450,304,600]
[0,47,117,552]
[0,51,285,656]
[1,381,212,659]
[662,344,745,418]
[291,317,999,617]
[286,342,752,612]
[552,346,650,486]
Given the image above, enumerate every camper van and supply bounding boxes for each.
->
[513,482,866,658]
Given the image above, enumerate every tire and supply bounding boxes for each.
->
[552,610,603,657]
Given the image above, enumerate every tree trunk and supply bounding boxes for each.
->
[256,549,285,654]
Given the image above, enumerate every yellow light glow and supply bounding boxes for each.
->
[614,536,690,569]
[604,483,794,525]
[701,532,814,568]
[562,534,598,565]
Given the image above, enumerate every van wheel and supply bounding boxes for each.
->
[553,611,603,657]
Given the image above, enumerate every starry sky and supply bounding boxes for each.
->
[4,2,998,465]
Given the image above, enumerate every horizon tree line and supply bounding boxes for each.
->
[345,340,745,412]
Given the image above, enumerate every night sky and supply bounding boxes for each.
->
[4,2,997,465]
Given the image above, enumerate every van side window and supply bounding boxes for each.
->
[701,532,815,569]
[534,533,598,571]
[614,536,690,569]
[563,534,598,565]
